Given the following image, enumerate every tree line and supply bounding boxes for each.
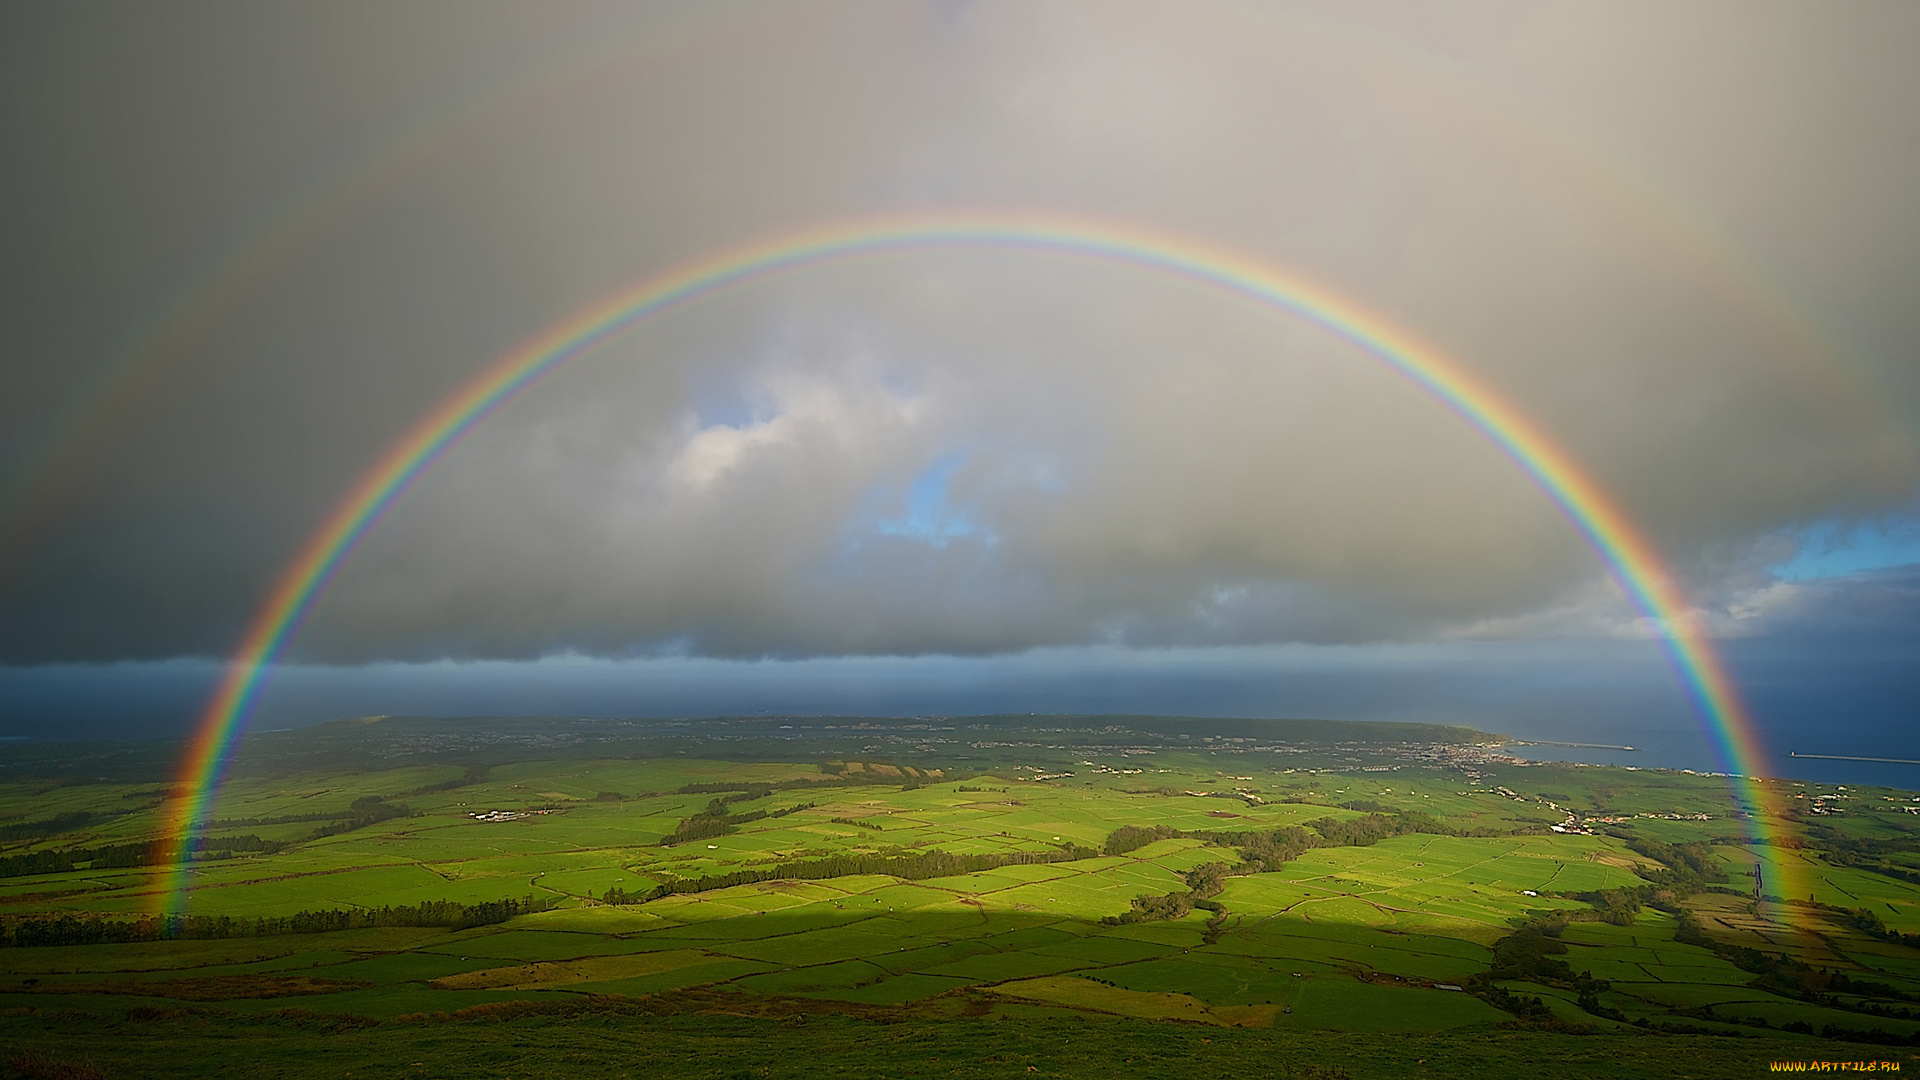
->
[0,836,283,878]
[658,799,815,847]
[0,802,416,880]
[601,844,1098,905]
[0,811,107,842]
[1105,810,1457,864]
[0,894,552,948]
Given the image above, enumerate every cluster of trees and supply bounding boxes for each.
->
[1102,824,1181,856]
[1468,981,1567,1026]
[1672,1004,1920,1046]
[1106,811,1458,866]
[1749,965,1920,1023]
[1841,904,1920,949]
[1469,916,1622,1022]
[395,762,493,798]
[1106,891,1194,924]
[202,810,353,829]
[828,817,884,832]
[203,794,415,832]
[1799,824,1920,887]
[1801,1023,1920,1046]
[675,783,784,799]
[1564,873,1737,926]
[0,811,102,842]
[1100,811,1463,927]
[0,895,551,948]
[658,799,814,847]
[672,777,871,798]
[1564,886,1645,925]
[1210,826,1320,871]
[187,834,289,861]
[204,802,414,850]
[1486,922,1589,985]
[1307,811,1456,846]
[300,799,413,841]
[0,839,172,878]
[601,844,1097,905]
[1101,861,1232,927]
[661,811,737,846]
[1837,859,1920,887]
[1613,833,1726,886]
[1547,828,1748,923]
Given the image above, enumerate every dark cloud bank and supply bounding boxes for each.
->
[4,569,1916,790]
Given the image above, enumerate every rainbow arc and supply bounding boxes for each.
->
[157,211,1800,919]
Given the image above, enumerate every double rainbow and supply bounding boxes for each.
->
[158,211,1797,918]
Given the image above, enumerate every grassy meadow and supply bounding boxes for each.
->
[2,715,1918,1077]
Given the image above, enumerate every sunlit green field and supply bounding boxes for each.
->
[4,722,1919,1077]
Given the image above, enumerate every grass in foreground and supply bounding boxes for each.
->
[3,990,1914,1080]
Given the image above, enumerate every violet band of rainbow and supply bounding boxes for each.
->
[158,211,1799,920]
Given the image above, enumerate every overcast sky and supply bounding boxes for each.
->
[2,2,1916,763]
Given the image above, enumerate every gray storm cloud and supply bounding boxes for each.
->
[1,0,1916,665]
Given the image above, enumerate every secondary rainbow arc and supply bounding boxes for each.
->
[158,211,1799,919]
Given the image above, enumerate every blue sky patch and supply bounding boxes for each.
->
[1773,511,1920,581]
[874,452,982,546]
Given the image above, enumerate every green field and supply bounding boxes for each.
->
[3,715,1918,1077]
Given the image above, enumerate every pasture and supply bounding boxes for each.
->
[3,725,1918,1075]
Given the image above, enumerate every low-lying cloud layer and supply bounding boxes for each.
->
[2,1,1917,668]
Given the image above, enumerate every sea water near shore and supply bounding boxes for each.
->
[1496,715,1920,793]
[2,642,1910,791]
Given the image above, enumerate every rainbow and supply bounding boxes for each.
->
[157,210,1802,919]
